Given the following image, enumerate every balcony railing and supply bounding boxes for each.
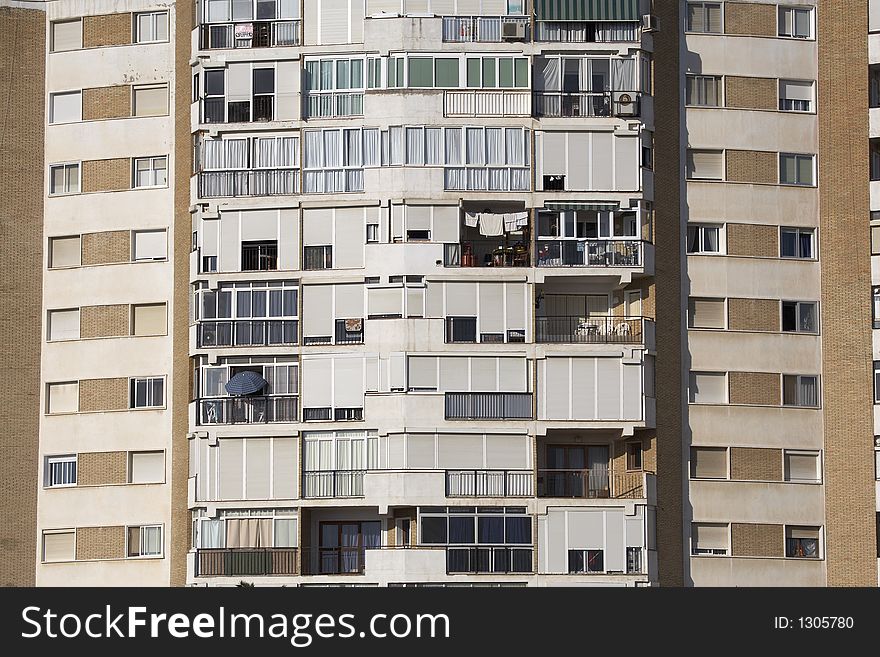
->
[534,21,639,43]
[198,169,299,198]
[535,316,645,344]
[198,395,298,424]
[305,92,364,118]
[443,243,530,268]
[533,91,641,118]
[537,470,645,499]
[444,392,533,420]
[241,242,278,271]
[444,90,530,117]
[302,470,366,498]
[197,320,298,347]
[445,470,533,497]
[199,20,301,49]
[442,16,530,42]
[195,548,298,576]
[536,240,644,267]
[446,547,534,574]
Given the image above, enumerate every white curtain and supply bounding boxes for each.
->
[323,129,341,167]
[466,127,485,165]
[486,128,504,165]
[467,167,488,190]
[445,168,466,190]
[390,126,405,165]
[363,128,380,166]
[536,56,560,92]
[612,58,636,91]
[344,129,362,167]
[303,171,322,193]
[579,59,592,93]
[425,128,443,165]
[487,168,508,191]
[304,131,322,168]
[506,128,525,166]
[406,127,424,165]
[200,519,224,548]
[203,140,225,169]
[510,168,529,191]
[445,127,463,165]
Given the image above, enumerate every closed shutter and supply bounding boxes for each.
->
[689,372,727,403]
[275,60,298,120]
[438,434,483,468]
[780,79,813,103]
[227,62,251,102]
[543,358,570,419]
[567,132,590,190]
[596,358,621,419]
[692,447,727,479]
[303,285,333,337]
[687,150,723,180]
[872,0,880,32]
[406,206,431,232]
[406,286,424,317]
[48,382,79,414]
[334,283,364,318]
[478,282,504,333]
[335,207,365,268]
[51,92,82,123]
[51,236,81,267]
[567,510,605,549]
[133,304,167,336]
[49,309,80,341]
[622,362,642,420]
[368,287,403,317]
[485,434,528,469]
[432,206,459,243]
[320,0,349,44]
[240,209,278,241]
[470,357,498,391]
[334,356,365,407]
[784,451,818,482]
[688,297,725,329]
[367,0,400,13]
[408,356,437,390]
[693,523,728,551]
[614,135,639,190]
[133,86,168,116]
[788,526,819,540]
[391,203,404,241]
[406,434,435,468]
[425,282,444,318]
[130,451,164,483]
[52,20,82,52]
[219,438,244,499]
[505,283,526,331]
[302,357,333,408]
[498,357,526,392]
[590,133,613,190]
[571,357,595,419]
[245,438,271,499]
[273,438,297,498]
[445,282,477,315]
[303,208,333,246]
[386,434,405,468]
[133,230,166,260]
[438,356,468,391]
[43,531,76,562]
[541,132,566,176]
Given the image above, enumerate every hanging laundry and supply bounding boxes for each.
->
[503,213,518,232]
[465,212,479,227]
[478,213,504,236]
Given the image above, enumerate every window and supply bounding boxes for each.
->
[50,91,82,124]
[875,362,880,403]
[132,304,167,337]
[304,245,332,270]
[132,230,167,261]
[688,372,727,404]
[784,450,820,483]
[252,68,275,121]
[435,58,459,87]
[129,451,164,484]
[688,298,725,330]
[626,442,643,470]
[686,224,721,254]
[445,316,477,343]
[45,455,77,487]
[691,523,728,555]
[203,70,225,123]
[568,549,604,574]
[626,547,642,574]
[690,447,728,479]
[47,382,79,414]
[133,85,168,117]
[785,526,819,558]
[366,224,379,243]
[464,57,529,89]
[49,236,81,268]
[133,156,168,188]
[242,240,278,271]
[49,163,80,195]
[42,530,75,562]
[127,525,163,557]
[779,153,814,186]
[782,375,819,408]
[779,80,813,112]
[51,19,82,52]
[781,301,817,333]
[778,6,812,39]
[686,150,723,180]
[130,377,164,409]
[686,2,722,33]
[135,12,169,43]
[48,309,80,341]
[873,287,880,329]
[408,57,433,87]
[779,227,815,259]
[685,75,720,107]
[872,225,880,255]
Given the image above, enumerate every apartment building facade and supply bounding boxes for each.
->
[0,0,875,587]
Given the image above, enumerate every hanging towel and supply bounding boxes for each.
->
[465,212,479,227]
[503,213,518,232]
[479,213,504,236]
[514,211,529,227]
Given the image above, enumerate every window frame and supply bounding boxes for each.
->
[685,2,723,34]
[129,376,166,409]
[689,446,729,480]
[777,6,813,40]
[686,223,723,254]
[625,441,643,471]
[779,153,815,187]
[782,374,820,408]
[50,18,83,53]
[132,156,168,189]
[685,75,722,107]
[779,227,816,259]
[45,454,78,488]
[134,11,170,44]
[784,526,821,559]
[778,79,814,113]
[49,162,81,196]
[690,522,730,556]
[780,300,818,334]
[126,524,164,558]
[49,90,83,125]
[42,529,76,563]
[783,449,821,484]
[132,83,169,118]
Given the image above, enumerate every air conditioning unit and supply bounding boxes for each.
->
[642,14,658,31]
[501,20,526,40]
[613,92,639,117]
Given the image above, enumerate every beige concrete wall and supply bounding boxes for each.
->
[82,13,132,49]
[83,85,131,121]
[78,451,128,486]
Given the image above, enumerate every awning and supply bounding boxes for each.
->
[544,201,620,211]
[535,0,641,22]
[225,371,269,396]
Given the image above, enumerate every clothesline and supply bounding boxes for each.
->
[464,212,529,236]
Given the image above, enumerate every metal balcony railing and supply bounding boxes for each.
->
[446,547,534,574]
[536,240,644,267]
[444,392,533,420]
[199,20,301,49]
[537,470,645,499]
[444,90,530,117]
[533,91,641,118]
[302,470,366,498]
[198,169,299,198]
[195,548,298,576]
[442,16,530,42]
[445,470,533,497]
[198,395,298,424]
[535,316,645,344]
[241,242,278,271]
[197,319,298,347]
[304,92,364,118]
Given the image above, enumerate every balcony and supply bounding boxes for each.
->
[446,547,533,574]
[198,20,301,49]
[535,316,647,344]
[198,169,299,198]
[442,15,530,42]
[444,392,533,420]
[444,90,530,118]
[534,21,639,43]
[533,91,641,119]
[195,548,298,576]
[305,92,364,119]
[302,318,364,346]
[241,241,278,271]
[197,319,298,347]
[445,470,533,497]
[302,470,366,498]
[536,239,645,268]
[537,470,646,499]
[198,395,298,424]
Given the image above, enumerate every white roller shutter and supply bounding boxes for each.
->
[275,60,299,121]
[596,358,621,419]
[432,206,459,243]
[133,230,167,260]
[693,523,729,551]
[614,135,639,191]
[438,356,468,391]
[226,62,251,102]
[785,451,818,482]
[368,287,403,317]
[541,132,566,176]
[48,382,78,414]
[406,206,431,231]
[43,531,75,562]
[273,438,297,498]
[478,282,504,333]
[470,357,498,391]
[52,20,82,52]
[320,0,349,44]
[687,150,724,180]
[130,451,164,483]
[591,132,613,190]
[622,362,642,420]
[302,357,333,408]
[246,438,271,499]
[133,86,168,117]
[571,357,595,419]
[425,282,444,318]
[437,434,483,468]
[50,92,82,123]
[445,282,477,316]
[406,286,424,317]
[334,356,365,407]
[219,438,244,500]
[498,357,526,392]
[335,207,365,268]
[543,359,570,419]
[133,304,167,336]
[240,209,278,241]
[567,510,605,549]
[692,447,727,479]
[334,283,364,318]
[406,434,435,468]
[49,309,80,341]
[567,132,590,190]
[689,372,727,403]
[780,79,813,102]
[51,236,81,267]
[387,433,406,469]
[303,285,333,337]
[408,356,437,390]
[303,208,334,246]
[689,297,725,329]
[485,434,528,469]
[505,283,526,331]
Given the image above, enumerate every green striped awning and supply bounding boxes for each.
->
[535,0,641,22]
[544,201,620,211]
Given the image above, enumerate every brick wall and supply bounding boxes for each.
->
[78,378,129,413]
[82,13,132,48]
[726,150,778,184]
[80,304,129,339]
[82,85,131,121]
[726,223,778,257]
[75,525,126,560]
[78,451,128,486]
[728,372,780,405]
[725,76,777,110]
[724,2,777,37]
[731,523,784,557]
[727,298,780,331]
[81,230,131,265]
[82,159,130,193]
[730,447,782,481]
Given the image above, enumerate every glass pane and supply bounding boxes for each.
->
[798,231,813,258]
[466,59,480,87]
[205,70,224,95]
[482,58,496,87]
[336,60,350,90]
[408,57,433,87]
[797,156,812,185]
[498,58,514,87]
[435,58,459,87]
[799,303,816,332]
[321,524,338,548]
[514,58,528,87]
[350,59,363,89]
[780,230,797,257]
[51,167,65,193]
[477,516,504,544]
[781,302,797,332]
[420,517,447,544]
[703,227,718,252]
[449,517,474,544]
[253,68,275,94]
[155,13,168,40]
